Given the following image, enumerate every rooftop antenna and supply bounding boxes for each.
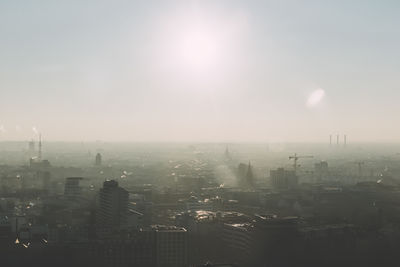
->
[38,133,42,161]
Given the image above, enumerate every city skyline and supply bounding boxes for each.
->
[2,2,400,266]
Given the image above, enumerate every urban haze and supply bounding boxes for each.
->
[1,1,400,267]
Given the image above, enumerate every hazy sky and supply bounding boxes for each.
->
[1,0,400,142]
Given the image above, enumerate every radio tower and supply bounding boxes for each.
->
[38,133,42,161]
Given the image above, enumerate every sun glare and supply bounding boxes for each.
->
[180,30,219,70]
[154,6,248,82]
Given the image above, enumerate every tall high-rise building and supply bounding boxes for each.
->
[98,180,129,234]
[95,153,102,166]
[149,225,188,267]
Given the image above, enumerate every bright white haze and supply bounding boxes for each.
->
[1,0,400,143]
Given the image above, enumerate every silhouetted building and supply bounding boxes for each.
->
[246,162,254,188]
[224,146,232,161]
[253,214,300,265]
[38,171,51,192]
[92,226,187,267]
[315,161,329,182]
[221,223,253,264]
[148,225,188,267]
[28,139,35,155]
[64,177,83,199]
[97,180,129,235]
[95,153,102,166]
[91,234,156,267]
[270,168,297,190]
[237,162,255,188]
[29,158,51,169]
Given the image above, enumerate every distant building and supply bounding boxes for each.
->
[97,180,129,234]
[95,153,102,166]
[64,177,83,198]
[314,161,329,182]
[270,168,297,190]
[28,134,50,169]
[37,171,51,192]
[238,163,247,180]
[237,162,255,188]
[224,146,232,161]
[29,158,51,169]
[245,162,255,188]
[28,139,35,155]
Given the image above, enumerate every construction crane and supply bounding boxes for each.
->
[352,161,364,177]
[289,153,314,173]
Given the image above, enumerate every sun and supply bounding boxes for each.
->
[180,30,219,70]
[154,8,246,78]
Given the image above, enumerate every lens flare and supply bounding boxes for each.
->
[307,88,325,108]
